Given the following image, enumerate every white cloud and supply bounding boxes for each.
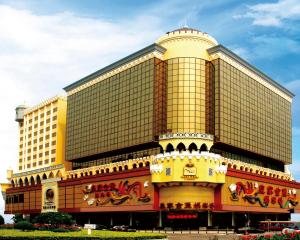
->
[0,4,165,220]
[235,0,300,27]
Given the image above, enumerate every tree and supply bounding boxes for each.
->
[14,221,35,231]
[33,212,74,226]
[12,213,23,223]
[0,214,4,225]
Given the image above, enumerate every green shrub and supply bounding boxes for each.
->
[0,214,4,225]
[51,228,70,232]
[14,221,35,231]
[33,212,74,226]
[11,214,23,224]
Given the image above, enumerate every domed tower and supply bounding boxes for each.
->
[15,104,27,123]
[156,28,217,153]
[156,27,218,60]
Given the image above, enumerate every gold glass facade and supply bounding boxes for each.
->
[66,58,165,161]
[166,57,213,134]
[213,59,292,164]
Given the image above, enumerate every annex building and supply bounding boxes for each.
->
[1,27,299,229]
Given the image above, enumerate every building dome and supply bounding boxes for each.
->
[156,27,218,60]
[15,104,27,123]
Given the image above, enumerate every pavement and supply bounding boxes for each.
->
[166,233,240,240]
[139,230,240,239]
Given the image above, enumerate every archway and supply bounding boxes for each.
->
[30,176,35,185]
[166,143,174,153]
[36,175,41,184]
[176,143,186,152]
[48,172,54,178]
[188,143,198,152]
[19,178,23,187]
[24,177,29,187]
[56,171,62,178]
[199,144,208,152]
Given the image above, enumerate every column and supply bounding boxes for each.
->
[110,215,113,227]
[232,212,235,227]
[129,213,133,227]
[207,211,212,227]
[159,211,162,228]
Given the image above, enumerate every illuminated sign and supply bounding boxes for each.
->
[82,180,151,206]
[228,181,298,209]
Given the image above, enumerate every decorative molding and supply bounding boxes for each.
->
[12,164,64,178]
[159,132,214,141]
[156,28,218,46]
[150,164,163,173]
[23,95,66,115]
[41,177,61,184]
[66,51,164,96]
[64,43,166,95]
[208,45,293,102]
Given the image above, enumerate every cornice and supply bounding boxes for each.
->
[208,45,294,102]
[23,95,66,115]
[64,43,166,95]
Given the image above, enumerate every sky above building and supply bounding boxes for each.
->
[0,0,300,222]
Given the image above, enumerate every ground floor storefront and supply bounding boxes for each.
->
[4,159,300,230]
[70,211,290,229]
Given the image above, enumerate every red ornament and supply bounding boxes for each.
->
[160,203,165,209]
[278,197,283,207]
[267,186,273,195]
[258,185,265,194]
[176,203,183,209]
[194,202,201,209]
[274,188,281,197]
[271,197,276,204]
[282,189,287,197]
[263,196,270,205]
[184,202,191,209]
[167,203,174,209]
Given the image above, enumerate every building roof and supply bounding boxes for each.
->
[167,27,204,34]
[64,43,166,92]
[208,44,295,98]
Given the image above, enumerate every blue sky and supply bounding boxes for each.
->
[0,0,299,221]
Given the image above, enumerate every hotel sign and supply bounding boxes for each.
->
[43,187,56,211]
[228,181,298,209]
[182,161,197,180]
[82,180,151,207]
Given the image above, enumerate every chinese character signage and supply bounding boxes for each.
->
[82,180,151,206]
[228,181,298,209]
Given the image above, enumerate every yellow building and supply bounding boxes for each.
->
[9,95,68,188]
[2,27,299,229]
